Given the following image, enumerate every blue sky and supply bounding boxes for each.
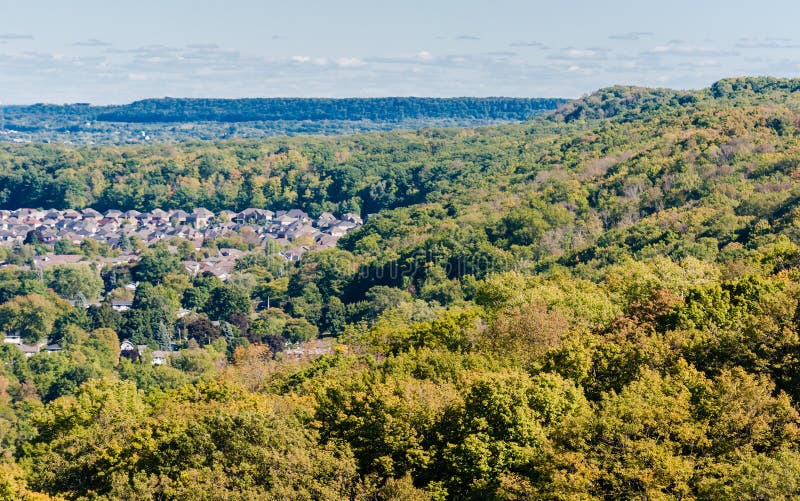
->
[2,0,800,103]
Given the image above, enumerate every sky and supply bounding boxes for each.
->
[2,0,800,104]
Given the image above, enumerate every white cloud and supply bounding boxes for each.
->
[416,51,434,61]
[609,32,654,41]
[336,57,366,68]
[648,45,738,57]
[0,33,33,40]
[289,55,328,65]
[509,41,547,49]
[185,43,219,50]
[1,33,799,104]
[73,39,112,47]
[735,37,800,49]
[547,47,608,60]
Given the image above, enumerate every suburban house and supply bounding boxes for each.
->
[111,300,133,312]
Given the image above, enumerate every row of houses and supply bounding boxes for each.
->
[3,333,62,358]
[120,340,176,365]
[3,334,175,366]
[0,207,363,252]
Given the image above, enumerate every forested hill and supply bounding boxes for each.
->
[0,97,566,143]
[94,97,565,122]
[9,77,800,499]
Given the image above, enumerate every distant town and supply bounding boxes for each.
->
[0,206,363,275]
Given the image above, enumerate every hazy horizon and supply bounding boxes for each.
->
[2,0,800,104]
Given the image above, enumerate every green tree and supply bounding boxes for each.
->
[133,243,182,284]
[283,318,318,343]
[45,265,104,302]
[0,294,67,343]
[203,285,251,321]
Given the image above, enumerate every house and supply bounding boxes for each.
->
[120,340,144,361]
[235,208,273,225]
[286,209,310,223]
[284,224,316,241]
[111,300,133,312]
[19,343,42,358]
[81,208,103,221]
[45,343,63,354]
[97,218,119,231]
[170,210,190,224]
[4,333,22,345]
[342,213,363,225]
[40,216,59,227]
[315,234,340,249]
[148,208,168,224]
[218,248,245,259]
[329,221,357,237]
[281,246,309,262]
[122,210,141,223]
[273,214,297,227]
[316,212,337,228]
[14,208,39,219]
[33,254,88,269]
[38,229,59,244]
[189,208,214,228]
[120,339,137,353]
[63,209,82,220]
[151,350,178,366]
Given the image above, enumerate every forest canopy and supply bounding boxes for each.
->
[3,77,800,499]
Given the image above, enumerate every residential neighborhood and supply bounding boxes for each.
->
[0,206,364,277]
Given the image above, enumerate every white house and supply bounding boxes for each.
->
[3,333,22,345]
[111,300,133,312]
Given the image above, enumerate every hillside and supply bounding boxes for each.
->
[3,77,800,499]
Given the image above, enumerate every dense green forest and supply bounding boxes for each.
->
[94,97,565,123]
[0,97,565,144]
[4,77,800,499]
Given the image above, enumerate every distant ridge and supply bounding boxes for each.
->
[0,96,568,143]
[2,97,567,125]
[94,97,569,123]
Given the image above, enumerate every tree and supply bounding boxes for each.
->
[23,230,44,246]
[132,283,180,321]
[90,328,120,364]
[87,303,122,331]
[23,379,148,497]
[132,243,182,284]
[322,296,346,335]
[363,286,413,321]
[45,265,104,302]
[185,315,221,347]
[283,318,318,343]
[203,285,251,321]
[436,372,550,497]
[0,294,67,343]
[288,249,356,300]
[286,283,323,326]
[182,275,223,310]
[227,312,250,339]
[156,321,172,351]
